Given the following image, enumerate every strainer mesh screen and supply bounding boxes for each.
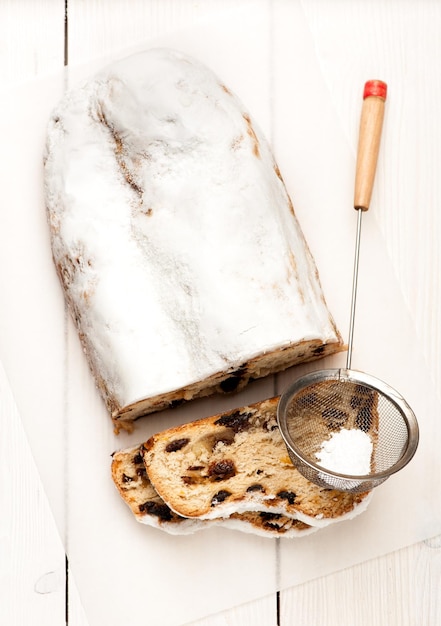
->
[286,378,409,475]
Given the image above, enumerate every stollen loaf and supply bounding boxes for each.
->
[141,397,373,528]
[111,445,317,538]
[44,47,343,428]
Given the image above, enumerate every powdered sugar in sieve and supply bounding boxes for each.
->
[277,80,419,493]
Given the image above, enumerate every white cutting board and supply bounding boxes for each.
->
[0,3,440,625]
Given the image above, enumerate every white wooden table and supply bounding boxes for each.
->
[1,2,441,625]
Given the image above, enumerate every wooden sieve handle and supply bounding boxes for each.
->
[354,80,387,211]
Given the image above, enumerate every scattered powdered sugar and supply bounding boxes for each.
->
[315,428,373,475]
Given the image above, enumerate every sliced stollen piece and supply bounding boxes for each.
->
[142,397,374,527]
[44,47,343,428]
[111,445,202,535]
[111,445,317,538]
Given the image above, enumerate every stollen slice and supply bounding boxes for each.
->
[111,445,317,537]
[142,397,374,527]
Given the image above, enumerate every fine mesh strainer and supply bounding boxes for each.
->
[277,80,419,493]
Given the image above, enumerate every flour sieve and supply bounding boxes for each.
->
[277,80,419,493]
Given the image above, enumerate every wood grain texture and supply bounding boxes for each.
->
[281,537,441,626]
[301,0,441,396]
[67,0,256,66]
[1,1,441,625]
[281,0,441,621]
[0,3,66,626]
[182,594,277,626]
[353,93,386,211]
[0,0,64,88]
[0,361,66,626]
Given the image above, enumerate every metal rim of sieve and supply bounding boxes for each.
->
[277,368,419,491]
[276,83,421,493]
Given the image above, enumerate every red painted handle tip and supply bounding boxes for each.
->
[363,80,387,100]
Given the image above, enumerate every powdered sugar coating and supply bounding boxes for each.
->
[45,48,342,419]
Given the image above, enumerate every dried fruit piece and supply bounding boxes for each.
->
[181,475,197,485]
[246,483,265,493]
[219,366,247,392]
[165,438,190,453]
[208,459,236,481]
[214,411,252,433]
[139,501,173,521]
[277,490,296,505]
[211,490,232,506]
[259,511,282,521]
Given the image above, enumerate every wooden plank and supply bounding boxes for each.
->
[0,2,67,626]
[0,362,67,625]
[299,0,441,396]
[281,538,441,625]
[2,1,440,625]
[184,594,278,626]
[279,0,441,621]
[67,0,255,66]
[0,0,65,88]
